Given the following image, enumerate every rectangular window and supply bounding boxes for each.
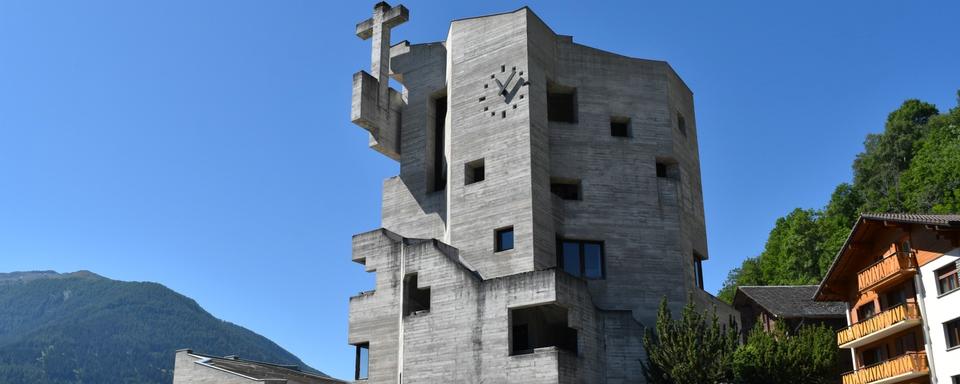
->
[610,117,630,137]
[547,84,577,123]
[510,304,577,356]
[550,178,581,200]
[857,303,876,322]
[860,346,887,366]
[558,239,604,279]
[465,159,485,185]
[355,343,369,380]
[403,273,430,316]
[693,252,704,289]
[656,162,668,178]
[936,262,959,295]
[496,227,514,252]
[946,317,960,349]
[676,112,687,137]
[432,95,447,192]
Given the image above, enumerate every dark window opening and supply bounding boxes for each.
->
[403,273,430,316]
[677,112,687,137]
[936,262,959,295]
[656,159,679,180]
[857,303,877,322]
[952,375,960,384]
[893,332,917,356]
[550,178,581,200]
[354,343,369,380]
[432,95,448,192]
[881,283,910,310]
[860,346,887,366]
[496,227,514,252]
[557,239,604,279]
[547,83,577,123]
[610,117,630,137]
[946,317,960,349]
[656,163,668,178]
[465,159,485,185]
[693,252,704,289]
[510,304,578,355]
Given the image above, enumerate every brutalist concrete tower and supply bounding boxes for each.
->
[347,3,735,383]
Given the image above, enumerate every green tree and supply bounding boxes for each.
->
[733,322,839,384]
[641,297,739,384]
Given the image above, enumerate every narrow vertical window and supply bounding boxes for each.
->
[496,227,514,252]
[693,252,704,289]
[403,273,431,316]
[676,112,687,137]
[432,95,447,191]
[355,343,369,380]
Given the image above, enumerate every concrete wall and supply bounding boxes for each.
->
[919,248,960,383]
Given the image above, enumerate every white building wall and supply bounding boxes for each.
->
[919,247,960,383]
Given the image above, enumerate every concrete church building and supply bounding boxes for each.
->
[347,3,734,383]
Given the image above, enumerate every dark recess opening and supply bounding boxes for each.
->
[547,83,577,123]
[432,95,447,191]
[465,159,485,185]
[610,117,630,137]
[550,178,581,200]
[677,112,687,137]
[495,227,514,252]
[510,304,578,355]
[403,273,430,316]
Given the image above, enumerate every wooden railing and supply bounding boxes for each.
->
[857,251,917,292]
[841,352,928,384]
[837,303,920,346]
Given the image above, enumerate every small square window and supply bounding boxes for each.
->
[610,117,630,137]
[936,262,959,295]
[465,159,485,185]
[656,163,668,178]
[495,227,514,252]
[547,83,577,123]
[550,178,581,200]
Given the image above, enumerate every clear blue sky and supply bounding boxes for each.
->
[2,0,958,379]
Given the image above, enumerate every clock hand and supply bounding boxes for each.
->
[501,71,516,95]
[505,77,523,103]
[495,78,505,94]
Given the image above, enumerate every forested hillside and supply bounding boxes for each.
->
[0,271,323,383]
[718,92,960,302]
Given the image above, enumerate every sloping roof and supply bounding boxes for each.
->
[815,213,960,300]
[734,286,845,318]
[186,351,345,384]
[860,213,960,227]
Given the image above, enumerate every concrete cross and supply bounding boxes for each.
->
[356,2,408,106]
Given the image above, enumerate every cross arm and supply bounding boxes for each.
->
[355,4,409,40]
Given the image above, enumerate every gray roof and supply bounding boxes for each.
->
[186,351,345,384]
[860,213,960,227]
[735,286,845,318]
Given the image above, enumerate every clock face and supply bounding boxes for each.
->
[479,65,527,118]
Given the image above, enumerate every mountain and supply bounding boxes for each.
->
[0,270,323,383]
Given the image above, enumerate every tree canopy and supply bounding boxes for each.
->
[719,92,960,303]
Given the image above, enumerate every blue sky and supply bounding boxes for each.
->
[1,0,958,379]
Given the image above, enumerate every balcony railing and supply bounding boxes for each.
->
[841,352,928,384]
[837,303,921,347]
[857,251,917,292]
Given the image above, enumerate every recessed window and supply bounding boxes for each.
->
[431,93,447,192]
[656,163,668,178]
[547,83,577,123]
[550,178,581,200]
[354,343,369,380]
[936,262,959,295]
[693,252,704,289]
[857,303,876,322]
[558,239,604,279]
[495,227,514,252]
[946,317,960,349]
[510,304,578,355]
[465,159,485,185]
[610,117,630,137]
[403,273,430,316]
[676,112,687,137]
[860,346,887,366]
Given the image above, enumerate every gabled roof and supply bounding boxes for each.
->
[184,350,345,384]
[734,285,845,318]
[815,213,960,301]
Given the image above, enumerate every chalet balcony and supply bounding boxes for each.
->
[837,303,921,349]
[857,251,917,293]
[841,352,928,384]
